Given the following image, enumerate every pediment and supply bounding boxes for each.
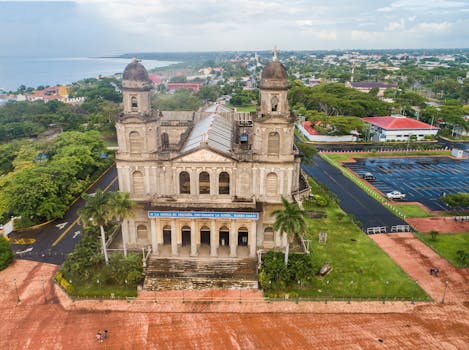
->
[177,148,233,163]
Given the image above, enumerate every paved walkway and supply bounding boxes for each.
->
[407,217,469,233]
[1,259,468,349]
[371,233,469,302]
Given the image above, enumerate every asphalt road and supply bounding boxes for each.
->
[302,155,408,231]
[9,164,118,265]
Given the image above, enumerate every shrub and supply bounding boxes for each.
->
[0,236,13,270]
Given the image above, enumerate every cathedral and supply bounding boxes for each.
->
[115,55,308,265]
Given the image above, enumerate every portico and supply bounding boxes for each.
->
[148,211,258,258]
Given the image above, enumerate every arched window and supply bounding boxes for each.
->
[163,225,171,245]
[238,227,248,246]
[268,132,280,155]
[179,171,191,194]
[266,172,278,196]
[263,227,274,247]
[131,96,138,110]
[199,171,210,194]
[129,131,143,153]
[137,224,148,242]
[181,225,191,246]
[271,95,279,111]
[161,132,169,149]
[219,226,229,246]
[218,172,230,195]
[132,171,144,196]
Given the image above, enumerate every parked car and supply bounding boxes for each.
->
[386,190,406,200]
[362,172,376,181]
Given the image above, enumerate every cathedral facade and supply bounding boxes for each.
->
[115,57,308,260]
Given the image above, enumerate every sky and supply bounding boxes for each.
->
[0,0,468,57]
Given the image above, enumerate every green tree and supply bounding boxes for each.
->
[79,189,111,264]
[271,197,307,266]
[107,191,135,257]
[441,192,469,209]
[0,236,13,270]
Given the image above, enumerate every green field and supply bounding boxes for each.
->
[264,179,430,301]
[415,232,469,268]
[393,204,432,218]
[228,104,256,112]
[326,150,451,163]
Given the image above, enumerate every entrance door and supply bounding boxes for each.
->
[238,228,248,246]
[219,229,229,246]
[163,225,171,245]
[200,226,211,245]
[182,226,191,246]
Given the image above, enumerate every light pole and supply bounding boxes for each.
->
[383,280,389,304]
[348,280,354,304]
[42,279,47,304]
[411,280,419,304]
[13,278,20,303]
[325,280,330,304]
[441,280,449,304]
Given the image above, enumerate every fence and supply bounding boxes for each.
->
[366,225,412,235]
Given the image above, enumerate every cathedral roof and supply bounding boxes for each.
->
[260,60,288,90]
[181,114,233,155]
[123,58,151,82]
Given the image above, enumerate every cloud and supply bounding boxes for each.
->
[411,21,452,33]
[408,16,417,21]
[377,0,467,13]
[385,19,405,31]
[350,30,385,42]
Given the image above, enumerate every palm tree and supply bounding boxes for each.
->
[107,191,135,257]
[79,189,111,264]
[271,196,307,266]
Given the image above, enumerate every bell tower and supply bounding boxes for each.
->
[122,58,152,115]
[252,50,294,162]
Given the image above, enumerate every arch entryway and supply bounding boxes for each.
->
[163,225,171,245]
[219,226,229,247]
[181,225,191,246]
[200,225,211,245]
[238,227,248,246]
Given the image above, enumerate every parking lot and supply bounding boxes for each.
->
[345,156,469,211]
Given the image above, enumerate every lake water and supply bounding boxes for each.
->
[0,57,174,92]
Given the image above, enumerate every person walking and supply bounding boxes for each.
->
[104,329,108,340]
[96,331,103,343]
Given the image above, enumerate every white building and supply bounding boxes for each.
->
[363,116,439,142]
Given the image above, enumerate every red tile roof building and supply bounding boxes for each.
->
[363,116,438,142]
[167,82,203,93]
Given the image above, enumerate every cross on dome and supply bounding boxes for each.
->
[272,46,279,61]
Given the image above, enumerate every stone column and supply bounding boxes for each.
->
[250,220,257,257]
[210,219,217,257]
[150,219,158,255]
[190,219,197,256]
[229,219,237,257]
[157,220,163,245]
[171,219,178,256]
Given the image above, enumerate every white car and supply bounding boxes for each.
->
[386,191,406,200]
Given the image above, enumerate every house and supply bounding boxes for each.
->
[347,82,397,97]
[297,120,358,142]
[167,82,203,93]
[363,116,438,142]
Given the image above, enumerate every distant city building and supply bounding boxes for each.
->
[347,82,397,97]
[363,116,438,142]
[167,82,203,93]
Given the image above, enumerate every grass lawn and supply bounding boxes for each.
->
[393,204,432,218]
[264,179,430,301]
[326,150,451,163]
[414,232,469,268]
[228,104,256,112]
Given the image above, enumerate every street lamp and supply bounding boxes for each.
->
[383,280,389,304]
[411,280,419,304]
[348,280,354,304]
[13,278,20,303]
[325,280,330,304]
[42,279,47,304]
[441,280,449,304]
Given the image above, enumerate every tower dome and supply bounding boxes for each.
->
[260,60,288,90]
[122,59,152,90]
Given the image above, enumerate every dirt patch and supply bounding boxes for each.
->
[1,259,468,349]
[407,217,469,233]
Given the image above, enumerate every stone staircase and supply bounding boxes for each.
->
[143,256,258,290]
